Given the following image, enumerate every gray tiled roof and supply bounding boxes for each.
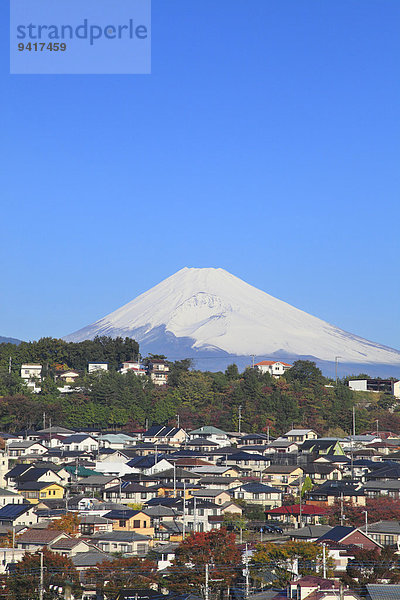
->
[366,584,400,599]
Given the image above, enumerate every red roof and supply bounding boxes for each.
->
[265,504,328,516]
[255,361,292,367]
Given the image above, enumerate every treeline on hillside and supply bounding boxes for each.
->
[0,336,139,373]
[0,346,398,434]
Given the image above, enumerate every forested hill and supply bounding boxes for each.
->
[0,337,397,435]
[0,336,139,372]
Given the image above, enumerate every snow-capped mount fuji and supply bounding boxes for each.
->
[64,267,400,375]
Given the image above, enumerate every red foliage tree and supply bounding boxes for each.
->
[167,528,242,594]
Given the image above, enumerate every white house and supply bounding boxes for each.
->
[119,361,147,376]
[253,360,292,377]
[60,435,99,453]
[88,362,108,374]
[20,364,42,393]
[188,426,230,447]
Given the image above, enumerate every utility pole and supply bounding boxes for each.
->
[299,474,303,529]
[204,563,209,600]
[352,406,356,437]
[267,426,270,444]
[364,510,368,535]
[244,543,250,599]
[193,496,197,533]
[183,481,186,538]
[238,405,242,434]
[251,355,256,369]
[322,543,327,579]
[43,412,46,431]
[173,462,176,497]
[335,356,341,383]
[8,356,12,374]
[375,419,379,437]
[340,493,344,526]
[176,414,180,429]
[39,551,44,600]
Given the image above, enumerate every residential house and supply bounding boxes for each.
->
[230,483,282,508]
[0,488,25,506]
[79,515,113,536]
[361,520,400,547]
[191,489,231,505]
[283,429,319,443]
[362,480,400,499]
[253,361,292,377]
[89,531,150,555]
[302,464,342,485]
[103,482,158,505]
[104,509,154,536]
[147,360,169,386]
[183,498,223,533]
[263,465,304,493]
[119,361,147,376]
[7,441,47,458]
[16,529,70,551]
[266,438,299,454]
[307,481,366,507]
[150,542,178,570]
[88,362,108,373]
[142,426,187,446]
[224,451,270,476]
[61,435,99,453]
[301,439,344,456]
[20,363,42,393]
[316,525,382,551]
[50,537,97,558]
[75,475,121,495]
[0,503,38,527]
[188,426,231,447]
[275,576,360,600]
[17,482,64,504]
[266,504,329,527]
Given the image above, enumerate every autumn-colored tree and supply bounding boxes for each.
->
[342,546,400,591]
[251,540,332,587]
[167,528,242,595]
[49,512,81,535]
[85,556,158,597]
[327,497,400,527]
[0,549,81,600]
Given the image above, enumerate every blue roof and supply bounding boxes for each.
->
[317,526,355,542]
[0,503,32,520]
[104,509,139,520]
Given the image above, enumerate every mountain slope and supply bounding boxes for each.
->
[0,336,23,345]
[64,267,400,366]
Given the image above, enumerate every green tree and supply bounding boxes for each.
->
[284,360,325,386]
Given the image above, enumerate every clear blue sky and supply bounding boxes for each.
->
[1,0,399,350]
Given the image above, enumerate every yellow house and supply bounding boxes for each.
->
[18,482,64,504]
[104,509,154,536]
[263,465,304,492]
[157,484,196,499]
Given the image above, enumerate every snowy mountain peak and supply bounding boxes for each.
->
[64,267,400,367]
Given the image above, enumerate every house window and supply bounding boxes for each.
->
[119,520,127,527]
[133,520,140,528]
